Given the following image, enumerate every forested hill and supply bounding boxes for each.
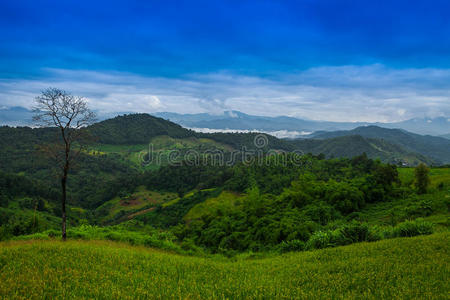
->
[87,114,196,144]
[290,135,435,166]
[309,126,450,164]
[87,113,293,151]
[85,114,440,164]
[89,114,433,165]
[0,113,441,166]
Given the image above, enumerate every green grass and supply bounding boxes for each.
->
[398,167,450,189]
[0,232,448,299]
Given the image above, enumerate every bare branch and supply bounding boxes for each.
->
[32,87,97,240]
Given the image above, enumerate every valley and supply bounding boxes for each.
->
[0,113,449,299]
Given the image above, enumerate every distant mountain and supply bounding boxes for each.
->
[2,107,448,136]
[0,113,444,165]
[88,113,293,151]
[290,135,435,166]
[0,106,34,126]
[310,126,450,164]
[384,117,450,136]
[155,111,450,136]
[0,106,130,127]
[155,111,368,135]
[440,133,450,140]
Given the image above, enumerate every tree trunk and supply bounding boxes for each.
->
[61,172,67,241]
[61,127,69,242]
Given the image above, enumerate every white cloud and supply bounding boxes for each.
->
[0,64,449,122]
[188,127,311,139]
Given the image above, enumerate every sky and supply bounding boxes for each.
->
[0,0,449,122]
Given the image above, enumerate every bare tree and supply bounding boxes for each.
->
[33,88,96,240]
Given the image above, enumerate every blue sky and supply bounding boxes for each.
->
[0,0,449,121]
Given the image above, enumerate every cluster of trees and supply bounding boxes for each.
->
[133,153,418,252]
[0,172,61,239]
[0,125,141,209]
[0,172,59,207]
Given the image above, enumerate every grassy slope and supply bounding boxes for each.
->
[95,186,178,224]
[87,136,233,169]
[398,167,450,188]
[0,233,448,299]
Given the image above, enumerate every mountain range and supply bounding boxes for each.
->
[308,126,450,163]
[96,114,450,165]
[2,106,449,138]
[155,111,450,137]
[1,112,449,165]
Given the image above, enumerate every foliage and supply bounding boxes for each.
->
[414,163,430,194]
[391,219,434,237]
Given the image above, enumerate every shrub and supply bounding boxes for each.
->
[404,199,433,218]
[325,181,365,214]
[303,202,340,225]
[334,222,370,245]
[392,219,434,237]
[305,231,334,250]
[46,229,59,238]
[279,239,305,253]
[367,226,384,241]
[414,164,430,194]
[180,238,204,255]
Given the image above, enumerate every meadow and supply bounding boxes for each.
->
[0,232,448,299]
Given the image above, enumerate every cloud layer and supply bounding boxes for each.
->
[0,65,449,122]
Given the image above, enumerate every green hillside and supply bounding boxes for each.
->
[292,135,434,165]
[1,233,448,299]
[87,113,196,144]
[94,186,178,225]
[312,126,450,164]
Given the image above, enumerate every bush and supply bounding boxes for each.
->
[47,229,59,238]
[180,238,204,255]
[334,222,370,245]
[392,219,434,237]
[414,164,430,194]
[0,192,9,208]
[367,226,384,241]
[279,239,305,253]
[404,199,433,218]
[305,231,334,250]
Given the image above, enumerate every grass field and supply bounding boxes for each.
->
[0,233,448,299]
[398,167,450,189]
